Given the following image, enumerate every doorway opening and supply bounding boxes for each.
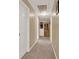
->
[39,16,50,39]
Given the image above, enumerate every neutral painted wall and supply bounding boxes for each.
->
[20,0,38,58]
[23,0,38,49]
[37,18,39,39]
[50,15,59,59]
[19,1,29,59]
[29,15,38,48]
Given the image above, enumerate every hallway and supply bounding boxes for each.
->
[22,37,55,59]
[19,0,59,59]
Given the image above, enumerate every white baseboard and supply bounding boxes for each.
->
[21,39,38,59]
[27,39,38,52]
[50,41,58,59]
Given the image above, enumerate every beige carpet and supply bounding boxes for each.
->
[22,37,55,59]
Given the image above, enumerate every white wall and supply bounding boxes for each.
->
[37,17,39,39]
[50,15,59,59]
[19,1,29,59]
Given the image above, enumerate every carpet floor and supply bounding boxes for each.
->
[22,37,55,59]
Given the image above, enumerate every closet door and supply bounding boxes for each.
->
[44,23,49,37]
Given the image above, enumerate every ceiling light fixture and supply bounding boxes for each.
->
[30,13,34,17]
[39,11,49,16]
[52,13,56,16]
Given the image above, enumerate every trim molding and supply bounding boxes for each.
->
[19,0,29,10]
[27,39,38,52]
[50,41,58,59]
[21,39,38,59]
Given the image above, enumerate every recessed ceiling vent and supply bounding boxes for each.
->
[38,5,47,12]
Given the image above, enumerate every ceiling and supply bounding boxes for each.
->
[22,0,58,21]
[38,5,47,12]
[28,0,54,15]
[39,16,50,22]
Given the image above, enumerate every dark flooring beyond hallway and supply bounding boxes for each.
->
[22,37,55,59]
